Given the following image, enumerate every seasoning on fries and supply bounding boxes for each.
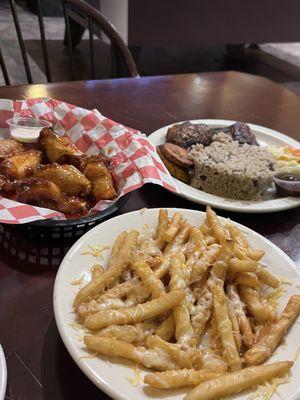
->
[73,206,298,400]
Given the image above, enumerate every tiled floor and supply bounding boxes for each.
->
[1,0,300,94]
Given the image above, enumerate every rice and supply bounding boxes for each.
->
[189,133,276,200]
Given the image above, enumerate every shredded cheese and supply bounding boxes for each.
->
[69,321,83,331]
[266,284,286,310]
[80,352,98,360]
[294,346,300,361]
[126,366,142,387]
[279,276,294,286]
[71,276,85,285]
[249,374,290,400]
[81,244,110,260]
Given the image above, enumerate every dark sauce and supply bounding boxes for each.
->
[275,173,300,182]
[274,172,300,197]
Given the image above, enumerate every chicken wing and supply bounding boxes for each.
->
[0,174,16,193]
[0,150,42,179]
[0,139,26,160]
[80,155,116,201]
[34,164,91,197]
[15,177,87,214]
[38,128,83,166]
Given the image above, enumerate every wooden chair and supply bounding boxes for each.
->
[0,0,139,85]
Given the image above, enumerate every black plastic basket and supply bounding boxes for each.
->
[10,194,129,241]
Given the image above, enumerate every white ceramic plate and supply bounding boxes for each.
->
[148,119,300,213]
[0,345,7,400]
[54,208,300,400]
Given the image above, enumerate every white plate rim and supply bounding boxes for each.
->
[0,345,7,400]
[148,119,300,213]
[53,208,300,400]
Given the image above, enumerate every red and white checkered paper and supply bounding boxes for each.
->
[0,98,178,224]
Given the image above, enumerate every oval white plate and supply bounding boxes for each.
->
[148,119,300,213]
[0,345,7,400]
[54,208,300,400]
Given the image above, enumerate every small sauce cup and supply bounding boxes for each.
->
[6,117,52,143]
[274,172,300,197]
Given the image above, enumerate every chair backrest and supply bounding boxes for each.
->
[0,0,139,85]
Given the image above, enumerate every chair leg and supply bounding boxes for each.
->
[63,18,85,49]
[0,48,10,86]
[129,46,141,64]
[111,43,128,78]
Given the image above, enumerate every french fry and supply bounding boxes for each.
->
[190,244,221,284]
[228,224,265,262]
[154,223,191,279]
[199,222,210,235]
[85,289,185,330]
[247,248,265,261]
[155,209,169,249]
[229,258,257,273]
[227,299,242,352]
[186,227,206,260]
[91,264,105,278]
[74,230,138,307]
[76,298,128,321]
[256,267,280,288]
[144,369,225,389]
[239,286,276,321]
[169,253,196,347]
[184,361,293,400]
[205,236,216,246]
[84,335,178,370]
[162,212,184,243]
[131,261,165,299]
[245,295,300,365]
[155,314,175,341]
[206,206,228,244]
[209,277,241,371]
[145,335,201,369]
[191,286,213,337]
[226,284,254,349]
[198,347,228,372]
[97,323,154,345]
[227,224,248,247]
[108,231,127,268]
[234,272,260,288]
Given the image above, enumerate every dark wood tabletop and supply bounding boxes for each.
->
[0,71,299,400]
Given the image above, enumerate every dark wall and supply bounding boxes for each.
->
[129,0,300,46]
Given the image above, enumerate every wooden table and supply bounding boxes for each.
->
[0,71,299,400]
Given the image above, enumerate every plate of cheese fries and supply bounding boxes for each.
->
[54,207,300,400]
[149,119,300,213]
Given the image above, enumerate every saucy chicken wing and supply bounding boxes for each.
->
[38,128,83,166]
[0,139,26,160]
[80,155,116,201]
[15,177,87,214]
[0,174,16,193]
[34,164,91,197]
[0,150,42,179]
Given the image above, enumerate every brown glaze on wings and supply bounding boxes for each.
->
[15,177,87,214]
[38,128,83,166]
[0,139,26,160]
[0,150,42,179]
[80,155,116,201]
[34,163,91,197]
